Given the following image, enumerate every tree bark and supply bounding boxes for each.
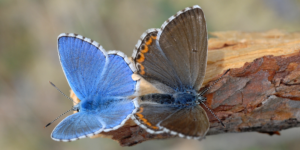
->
[71,30,300,146]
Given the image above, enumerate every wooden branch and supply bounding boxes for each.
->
[70,30,300,146]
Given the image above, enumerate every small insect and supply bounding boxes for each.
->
[46,33,139,142]
[131,5,226,140]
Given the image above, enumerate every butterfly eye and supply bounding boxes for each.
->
[72,104,81,112]
[198,96,206,102]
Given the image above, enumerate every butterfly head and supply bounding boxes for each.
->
[72,103,80,112]
[197,95,207,103]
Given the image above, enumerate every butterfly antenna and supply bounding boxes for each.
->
[49,81,76,104]
[200,101,225,127]
[44,107,74,128]
[200,69,230,96]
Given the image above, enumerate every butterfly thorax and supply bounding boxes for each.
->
[173,92,197,105]
[80,97,111,112]
[80,99,96,112]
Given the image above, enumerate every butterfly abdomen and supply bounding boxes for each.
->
[140,92,197,106]
[140,94,174,104]
[80,97,113,111]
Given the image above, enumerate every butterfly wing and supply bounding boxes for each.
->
[100,98,137,131]
[132,102,180,134]
[133,29,178,93]
[158,105,209,139]
[95,51,138,131]
[99,51,137,97]
[51,112,105,142]
[133,5,207,92]
[57,33,108,100]
[132,102,209,139]
[158,5,208,91]
[51,97,137,141]
[58,34,137,100]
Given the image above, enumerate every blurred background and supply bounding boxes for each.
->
[1,0,300,150]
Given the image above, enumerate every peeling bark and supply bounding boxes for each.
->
[70,30,300,146]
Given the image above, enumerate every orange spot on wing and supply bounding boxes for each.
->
[140,70,145,75]
[151,35,157,40]
[136,53,145,63]
[145,37,153,45]
[139,64,145,75]
[136,107,159,129]
[136,35,157,76]
[140,45,149,53]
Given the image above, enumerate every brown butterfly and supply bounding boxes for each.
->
[131,5,224,140]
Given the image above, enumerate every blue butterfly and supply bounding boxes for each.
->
[51,33,138,142]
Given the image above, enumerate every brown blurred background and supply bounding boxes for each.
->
[1,0,300,150]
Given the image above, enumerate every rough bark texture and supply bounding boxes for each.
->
[70,30,300,146]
